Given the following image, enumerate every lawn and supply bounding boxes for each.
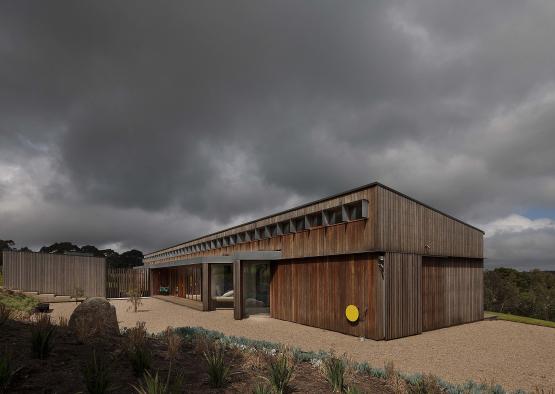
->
[485,311,555,329]
[0,288,38,313]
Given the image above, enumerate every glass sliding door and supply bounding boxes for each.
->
[211,263,234,308]
[243,261,270,316]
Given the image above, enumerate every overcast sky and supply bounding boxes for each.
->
[1,1,554,270]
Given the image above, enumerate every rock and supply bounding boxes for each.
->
[68,297,119,337]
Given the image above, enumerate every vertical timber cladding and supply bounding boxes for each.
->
[2,251,106,297]
[421,257,484,331]
[233,260,243,320]
[384,252,422,340]
[376,185,484,258]
[270,253,384,339]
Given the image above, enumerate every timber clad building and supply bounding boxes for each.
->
[144,182,484,340]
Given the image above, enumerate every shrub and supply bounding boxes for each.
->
[83,350,112,394]
[344,386,363,394]
[204,343,230,388]
[127,322,152,376]
[127,288,143,313]
[0,304,12,327]
[322,355,346,392]
[30,313,55,359]
[128,322,149,349]
[0,348,20,393]
[267,353,294,394]
[131,370,168,394]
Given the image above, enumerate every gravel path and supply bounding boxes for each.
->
[51,298,555,392]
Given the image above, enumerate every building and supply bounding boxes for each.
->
[143,182,484,340]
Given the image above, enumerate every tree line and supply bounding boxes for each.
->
[484,268,554,322]
[0,239,143,268]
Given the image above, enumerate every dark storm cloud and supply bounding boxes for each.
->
[0,1,554,266]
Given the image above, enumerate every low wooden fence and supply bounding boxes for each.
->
[106,268,149,298]
[2,250,106,297]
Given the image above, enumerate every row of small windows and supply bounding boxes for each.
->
[147,199,368,261]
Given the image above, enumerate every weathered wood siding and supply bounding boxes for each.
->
[421,257,483,331]
[2,251,106,297]
[106,268,149,298]
[376,186,483,258]
[146,187,377,264]
[384,252,422,340]
[270,253,384,339]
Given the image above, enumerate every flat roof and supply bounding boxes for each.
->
[146,182,484,256]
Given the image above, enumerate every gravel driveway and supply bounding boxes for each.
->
[51,298,555,392]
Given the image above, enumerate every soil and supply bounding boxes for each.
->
[0,317,392,393]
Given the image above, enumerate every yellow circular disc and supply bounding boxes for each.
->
[345,304,359,322]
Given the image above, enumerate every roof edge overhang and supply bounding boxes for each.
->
[138,251,282,269]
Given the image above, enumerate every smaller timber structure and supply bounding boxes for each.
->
[144,182,484,340]
[2,250,149,299]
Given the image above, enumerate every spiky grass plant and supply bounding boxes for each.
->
[267,353,294,394]
[83,350,112,394]
[30,313,56,359]
[0,348,20,393]
[344,386,363,394]
[252,382,273,394]
[322,355,346,392]
[0,304,13,328]
[163,327,182,388]
[127,322,152,376]
[131,370,168,394]
[204,343,230,388]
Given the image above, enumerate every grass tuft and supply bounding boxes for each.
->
[322,355,346,393]
[30,313,55,359]
[0,348,20,393]
[267,353,294,394]
[252,382,273,394]
[204,343,230,388]
[0,304,13,327]
[126,322,152,376]
[131,370,168,394]
[83,350,112,394]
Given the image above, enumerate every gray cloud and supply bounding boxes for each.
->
[0,1,554,268]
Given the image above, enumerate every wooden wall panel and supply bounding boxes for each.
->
[146,187,377,264]
[2,251,106,297]
[422,257,483,331]
[376,186,483,258]
[233,260,243,320]
[384,252,421,340]
[106,268,149,298]
[270,253,384,339]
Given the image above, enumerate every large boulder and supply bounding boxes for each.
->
[68,297,119,337]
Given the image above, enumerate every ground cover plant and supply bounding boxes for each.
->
[0,289,37,314]
[0,307,530,393]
